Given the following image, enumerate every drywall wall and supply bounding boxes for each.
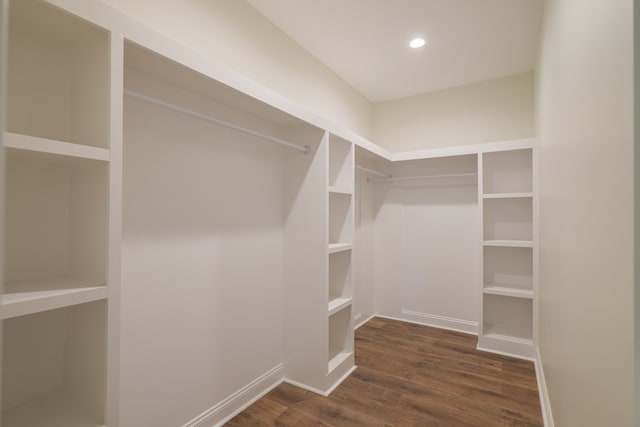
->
[120,71,286,426]
[373,73,535,152]
[373,156,480,333]
[536,0,634,425]
[100,0,373,139]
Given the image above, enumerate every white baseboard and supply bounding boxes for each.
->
[284,365,358,397]
[379,310,478,335]
[534,347,554,427]
[183,363,284,427]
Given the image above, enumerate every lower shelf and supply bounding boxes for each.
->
[2,390,104,427]
[482,325,533,345]
[2,277,107,319]
[328,351,352,374]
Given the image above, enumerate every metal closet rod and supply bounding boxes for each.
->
[355,164,391,178]
[124,89,310,154]
[369,172,478,183]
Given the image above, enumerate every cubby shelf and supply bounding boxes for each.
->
[483,240,533,248]
[2,277,108,319]
[483,326,533,345]
[482,286,533,299]
[328,297,352,316]
[328,351,352,374]
[328,186,353,195]
[2,390,104,427]
[328,243,352,254]
[483,192,532,199]
[4,132,110,162]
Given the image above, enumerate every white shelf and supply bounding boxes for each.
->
[328,243,352,254]
[328,297,352,316]
[328,186,353,195]
[327,351,352,374]
[483,192,533,199]
[2,390,104,427]
[483,240,533,248]
[4,132,110,162]
[483,285,533,299]
[482,325,533,345]
[2,277,107,319]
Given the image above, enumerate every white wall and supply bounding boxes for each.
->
[373,156,480,333]
[100,0,373,139]
[536,0,634,425]
[120,71,287,426]
[373,73,535,152]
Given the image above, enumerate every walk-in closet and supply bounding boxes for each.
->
[1,0,635,426]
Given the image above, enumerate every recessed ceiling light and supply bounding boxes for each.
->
[409,38,426,49]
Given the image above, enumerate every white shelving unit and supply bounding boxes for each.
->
[327,134,354,376]
[478,148,536,359]
[2,1,111,425]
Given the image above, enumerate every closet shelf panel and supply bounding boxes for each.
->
[2,277,107,319]
[4,132,110,162]
[483,240,533,248]
[482,326,533,345]
[2,389,104,427]
[328,351,352,374]
[328,297,352,316]
[482,286,533,299]
[328,186,353,195]
[328,243,352,254]
[483,192,533,199]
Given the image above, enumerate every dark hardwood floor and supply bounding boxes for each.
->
[226,317,543,426]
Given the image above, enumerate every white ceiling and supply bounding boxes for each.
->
[246,0,543,103]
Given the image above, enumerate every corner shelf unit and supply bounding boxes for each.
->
[327,134,355,376]
[2,1,113,426]
[478,148,537,359]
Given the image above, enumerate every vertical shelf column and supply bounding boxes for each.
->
[2,1,112,426]
[478,147,536,359]
[326,134,355,383]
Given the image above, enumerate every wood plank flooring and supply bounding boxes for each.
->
[225,317,543,426]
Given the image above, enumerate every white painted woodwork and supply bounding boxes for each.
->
[121,41,304,426]
[483,149,533,194]
[478,147,537,359]
[283,126,328,394]
[2,302,106,427]
[6,0,109,148]
[325,133,355,383]
[2,2,111,425]
[0,1,543,425]
[2,277,107,319]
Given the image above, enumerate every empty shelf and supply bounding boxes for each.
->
[328,297,352,316]
[2,390,104,427]
[328,351,352,374]
[2,277,108,319]
[4,132,110,162]
[483,240,533,248]
[328,243,352,254]
[483,286,533,299]
[328,186,353,195]
[483,192,533,199]
[483,325,533,345]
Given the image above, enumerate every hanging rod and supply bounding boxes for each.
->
[124,89,310,154]
[355,164,392,178]
[369,172,477,183]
